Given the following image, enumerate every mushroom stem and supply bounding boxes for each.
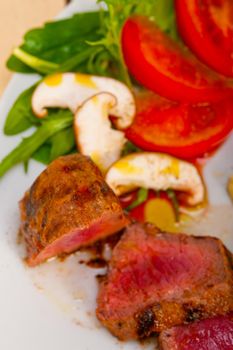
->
[74,93,127,173]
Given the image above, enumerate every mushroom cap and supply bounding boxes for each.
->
[105,152,205,205]
[32,72,136,129]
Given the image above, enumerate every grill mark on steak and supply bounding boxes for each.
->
[86,258,107,268]
[136,307,157,338]
[19,154,129,266]
[183,304,204,323]
[96,274,107,284]
[96,223,233,340]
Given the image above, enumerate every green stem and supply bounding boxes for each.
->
[126,188,149,211]
[13,47,59,74]
[59,47,98,72]
[167,189,180,222]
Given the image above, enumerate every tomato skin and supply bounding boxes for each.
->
[125,92,233,159]
[122,16,233,103]
[175,0,233,78]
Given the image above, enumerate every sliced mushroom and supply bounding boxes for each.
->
[32,72,135,129]
[105,152,205,205]
[74,93,126,173]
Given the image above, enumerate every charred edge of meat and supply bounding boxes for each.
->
[225,248,233,269]
[183,304,204,323]
[100,181,111,195]
[17,229,23,245]
[135,307,156,338]
[96,274,107,284]
[86,258,107,268]
[57,252,71,262]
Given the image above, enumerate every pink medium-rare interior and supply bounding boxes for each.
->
[100,231,228,317]
[27,211,128,267]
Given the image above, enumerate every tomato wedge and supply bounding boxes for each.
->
[125,91,233,159]
[121,16,233,103]
[175,0,233,77]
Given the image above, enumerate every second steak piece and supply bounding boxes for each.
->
[159,313,233,350]
[96,223,233,340]
[20,154,129,266]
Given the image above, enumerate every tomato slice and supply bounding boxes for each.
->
[121,16,233,103]
[125,91,233,159]
[175,0,233,77]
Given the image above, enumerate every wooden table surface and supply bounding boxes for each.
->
[0,0,66,96]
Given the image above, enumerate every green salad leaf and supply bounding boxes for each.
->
[50,127,76,161]
[7,12,103,75]
[32,143,52,165]
[4,84,39,135]
[7,1,177,80]
[1,0,178,179]
[0,110,73,178]
[121,141,141,157]
[7,55,35,73]
[32,127,76,165]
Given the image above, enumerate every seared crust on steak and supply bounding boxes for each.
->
[20,154,129,266]
[96,223,233,340]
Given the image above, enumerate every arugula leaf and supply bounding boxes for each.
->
[122,141,141,156]
[32,143,51,165]
[0,110,73,178]
[50,127,76,161]
[7,55,35,73]
[126,188,149,211]
[32,127,76,165]
[4,84,39,135]
[7,12,103,74]
[59,46,111,75]
[24,12,101,54]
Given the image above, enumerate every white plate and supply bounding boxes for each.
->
[0,1,232,349]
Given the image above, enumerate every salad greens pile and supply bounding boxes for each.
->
[0,0,177,178]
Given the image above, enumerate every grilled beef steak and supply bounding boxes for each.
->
[96,223,233,340]
[20,154,128,266]
[159,313,233,350]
